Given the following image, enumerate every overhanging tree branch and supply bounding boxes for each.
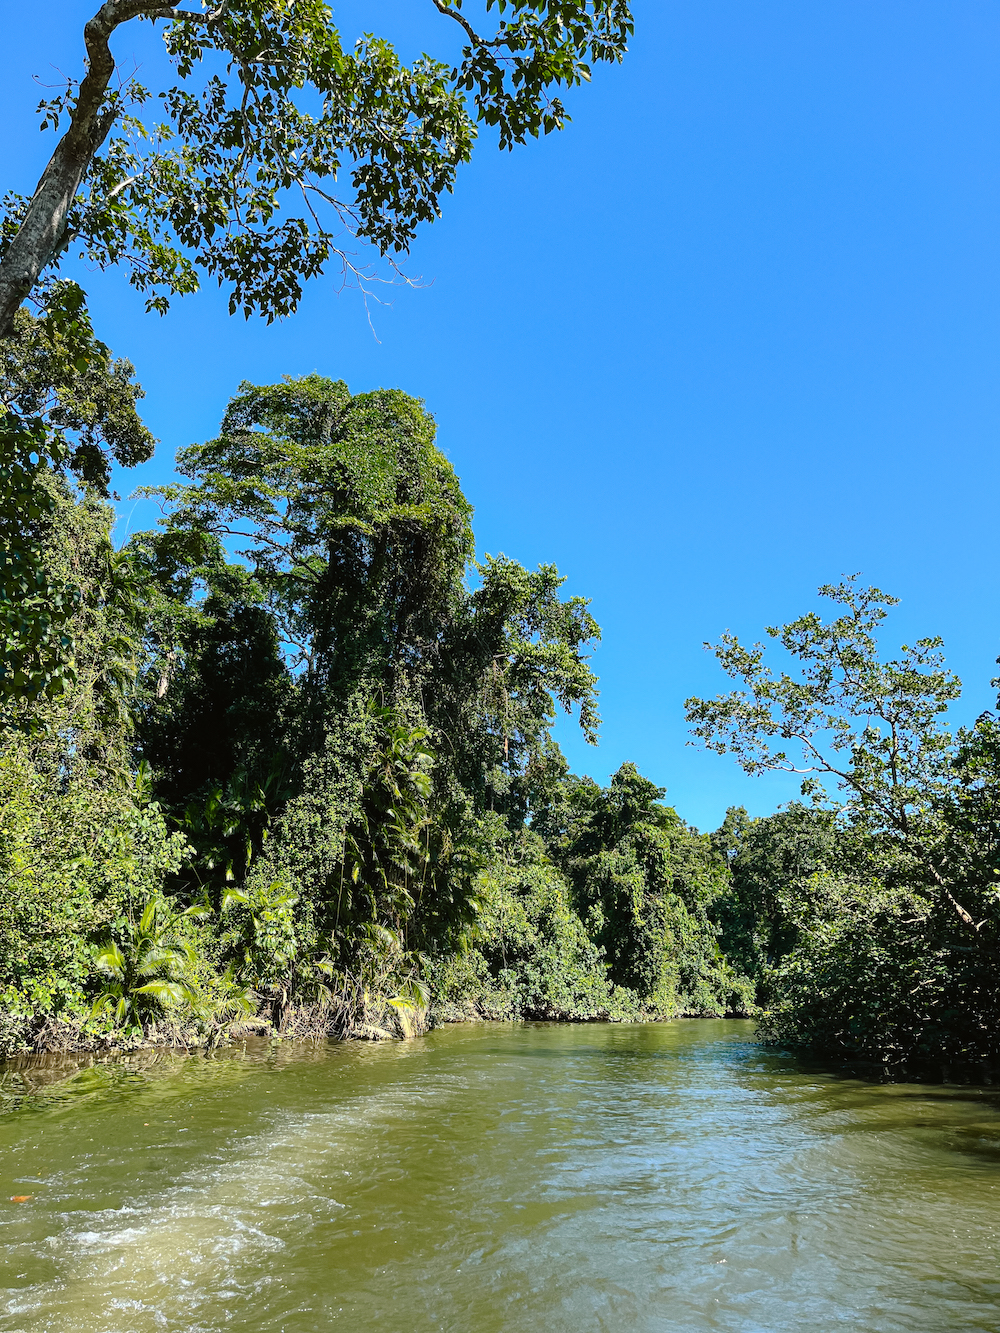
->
[0,2,632,338]
[428,0,506,49]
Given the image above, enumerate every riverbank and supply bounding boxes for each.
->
[0,1001,415,1063]
[1,993,755,1064]
[12,1006,999,1089]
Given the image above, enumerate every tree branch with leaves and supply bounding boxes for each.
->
[0,0,633,336]
[684,578,980,924]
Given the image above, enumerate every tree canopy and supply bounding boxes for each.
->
[685,577,969,915]
[0,0,633,336]
[7,394,1000,1077]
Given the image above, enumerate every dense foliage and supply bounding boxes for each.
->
[7,6,999,1092]
[0,284,153,702]
[0,0,631,771]
[0,477,189,1052]
[3,346,1000,1082]
[0,370,744,1056]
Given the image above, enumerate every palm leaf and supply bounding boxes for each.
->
[94,942,126,979]
[133,978,198,1006]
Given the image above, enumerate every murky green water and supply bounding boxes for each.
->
[2,1020,1000,1332]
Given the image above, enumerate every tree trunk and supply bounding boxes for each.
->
[0,1,166,339]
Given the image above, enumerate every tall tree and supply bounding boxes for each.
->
[0,0,633,336]
[134,375,601,951]
[687,580,1000,1074]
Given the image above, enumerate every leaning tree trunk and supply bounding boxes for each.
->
[0,0,168,340]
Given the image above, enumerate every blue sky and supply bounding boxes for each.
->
[3,2,999,830]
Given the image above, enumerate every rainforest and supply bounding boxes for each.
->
[3,336,1000,1083]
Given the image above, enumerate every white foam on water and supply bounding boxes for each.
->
[1,1072,466,1333]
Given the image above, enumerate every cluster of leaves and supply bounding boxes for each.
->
[92,896,206,1026]
[1,283,154,491]
[0,421,79,704]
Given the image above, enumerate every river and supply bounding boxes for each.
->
[1,1020,1000,1332]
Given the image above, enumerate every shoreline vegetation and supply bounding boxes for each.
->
[4,1006,753,1069]
[4,365,1000,1085]
[8,1016,998,1105]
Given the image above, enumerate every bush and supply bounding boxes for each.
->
[0,739,188,1053]
[758,870,1000,1080]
